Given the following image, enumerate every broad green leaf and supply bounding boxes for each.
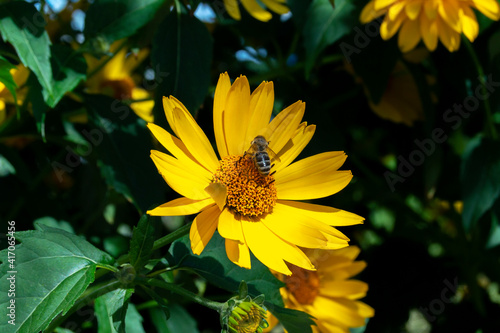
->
[49,44,87,108]
[486,200,500,249]
[461,137,500,232]
[149,303,199,333]
[84,0,166,43]
[0,56,17,107]
[33,216,75,234]
[129,214,155,270]
[0,2,54,105]
[265,303,315,333]
[0,223,114,333]
[125,303,146,333]
[85,94,165,214]
[25,74,48,138]
[303,0,356,74]
[95,288,134,333]
[152,11,213,119]
[169,232,285,307]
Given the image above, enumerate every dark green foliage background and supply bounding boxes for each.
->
[1,0,500,332]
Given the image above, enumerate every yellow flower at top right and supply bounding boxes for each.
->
[360,0,500,52]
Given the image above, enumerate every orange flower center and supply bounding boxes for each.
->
[285,265,320,305]
[100,77,135,100]
[212,155,277,217]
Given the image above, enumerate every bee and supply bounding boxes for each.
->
[243,135,280,176]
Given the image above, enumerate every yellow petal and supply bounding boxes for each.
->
[276,151,347,184]
[380,12,405,40]
[437,17,461,51]
[147,197,214,216]
[424,0,438,19]
[150,150,211,200]
[420,13,438,51]
[277,200,364,226]
[218,207,244,242]
[387,1,405,21]
[261,203,349,249]
[130,88,154,123]
[241,219,315,275]
[205,182,227,211]
[147,123,213,179]
[260,0,289,15]
[460,5,479,42]
[264,101,305,157]
[213,72,231,158]
[190,205,221,255]
[244,81,274,147]
[398,16,421,52]
[320,280,369,299]
[360,1,385,23]
[274,123,316,173]
[438,0,461,33]
[373,0,398,11]
[355,301,375,318]
[225,238,251,269]
[162,96,190,136]
[224,75,251,155]
[240,0,273,21]
[311,296,368,328]
[223,0,241,20]
[172,107,220,172]
[472,0,500,20]
[405,1,421,20]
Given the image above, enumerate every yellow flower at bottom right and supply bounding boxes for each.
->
[360,0,500,52]
[267,246,374,333]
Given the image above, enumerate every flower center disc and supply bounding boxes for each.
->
[285,265,320,305]
[212,155,277,217]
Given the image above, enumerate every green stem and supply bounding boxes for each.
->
[44,280,122,332]
[463,37,498,140]
[138,277,224,312]
[153,222,192,251]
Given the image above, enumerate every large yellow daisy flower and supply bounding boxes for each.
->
[360,0,500,52]
[147,73,364,275]
[267,246,375,333]
[223,0,289,22]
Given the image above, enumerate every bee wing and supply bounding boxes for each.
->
[267,146,281,162]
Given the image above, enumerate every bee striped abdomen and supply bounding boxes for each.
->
[254,152,272,176]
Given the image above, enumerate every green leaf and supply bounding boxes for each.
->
[169,232,285,307]
[0,2,54,105]
[25,73,48,138]
[461,137,500,232]
[149,303,200,333]
[129,215,155,270]
[0,56,18,107]
[152,11,213,119]
[49,44,87,108]
[85,94,165,214]
[486,199,500,249]
[0,223,114,333]
[303,0,356,74]
[125,303,146,333]
[265,303,315,333]
[95,288,134,333]
[84,0,166,43]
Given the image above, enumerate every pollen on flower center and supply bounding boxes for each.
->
[212,155,277,217]
[285,265,320,305]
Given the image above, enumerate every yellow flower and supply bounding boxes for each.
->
[147,72,364,275]
[360,0,500,52]
[0,64,29,124]
[85,41,154,122]
[267,246,375,333]
[223,0,289,22]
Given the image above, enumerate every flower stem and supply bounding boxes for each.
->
[152,221,192,251]
[463,37,498,140]
[138,277,224,312]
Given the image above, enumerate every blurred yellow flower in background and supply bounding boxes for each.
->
[147,72,364,276]
[223,0,289,21]
[0,64,29,124]
[267,246,374,333]
[360,0,500,52]
[85,41,154,122]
